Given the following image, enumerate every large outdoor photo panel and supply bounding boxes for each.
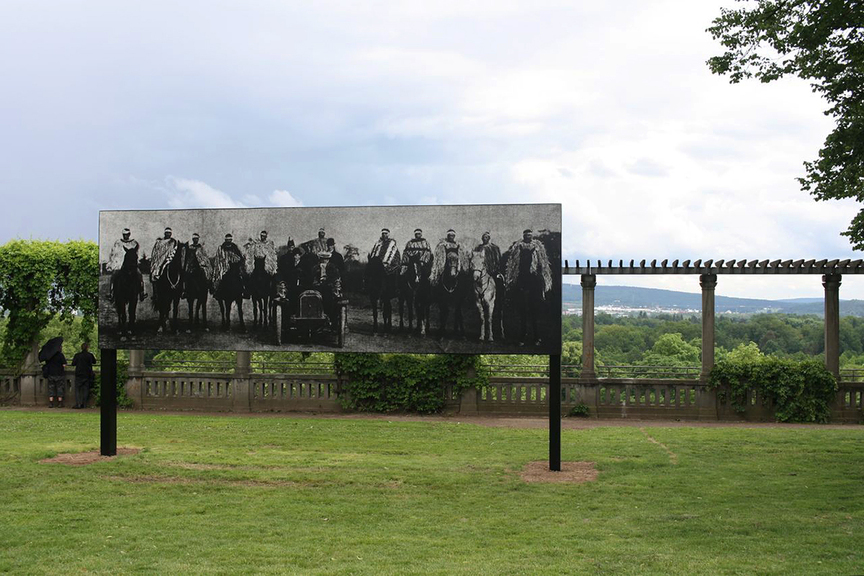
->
[98,204,561,354]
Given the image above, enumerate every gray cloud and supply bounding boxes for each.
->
[0,1,856,298]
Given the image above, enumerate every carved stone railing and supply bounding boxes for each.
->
[0,369,19,403]
[6,364,862,423]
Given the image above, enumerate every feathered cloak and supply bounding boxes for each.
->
[505,239,553,297]
[244,239,277,275]
[150,238,178,280]
[106,239,140,272]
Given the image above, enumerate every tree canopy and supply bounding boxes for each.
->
[0,240,98,368]
[707,0,864,247]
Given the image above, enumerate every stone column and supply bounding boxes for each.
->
[700,274,717,382]
[580,274,597,380]
[459,363,478,415]
[233,351,252,412]
[18,342,40,406]
[823,273,841,378]
[125,350,145,408]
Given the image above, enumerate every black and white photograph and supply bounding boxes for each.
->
[98,204,561,354]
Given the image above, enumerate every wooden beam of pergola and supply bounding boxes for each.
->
[562,259,863,275]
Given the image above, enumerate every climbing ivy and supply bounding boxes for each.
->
[0,240,98,369]
[334,354,487,414]
[709,357,837,423]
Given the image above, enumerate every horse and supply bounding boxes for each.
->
[365,255,399,335]
[468,248,503,342]
[399,255,432,335]
[434,248,468,339]
[113,247,142,340]
[214,254,246,332]
[248,257,273,328]
[183,246,210,333]
[152,241,185,334]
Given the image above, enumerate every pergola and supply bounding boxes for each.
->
[563,258,860,380]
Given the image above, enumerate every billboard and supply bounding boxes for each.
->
[98,204,561,354]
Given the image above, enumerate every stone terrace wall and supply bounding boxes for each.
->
[5,366,863,424]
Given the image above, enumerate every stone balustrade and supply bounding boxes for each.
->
[3,362,863,423]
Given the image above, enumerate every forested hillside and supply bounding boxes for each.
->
[562,284,864,316]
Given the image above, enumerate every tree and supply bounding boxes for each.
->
[0,240,98,368]
[707,1,864,248]
[641,333,701,366]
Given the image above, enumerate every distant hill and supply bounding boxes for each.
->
[561,284,864,317]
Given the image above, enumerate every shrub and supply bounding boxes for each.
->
[334,354,486,414]
[567,403,590,418]
[709,356,837,423]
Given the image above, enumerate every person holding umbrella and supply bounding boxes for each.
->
[39,336,67,408]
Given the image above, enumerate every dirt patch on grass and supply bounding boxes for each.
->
[640,428,678,464]
[105,474,193,484]
[105,474,310,488]
[40,448,141,466]
[520,460,598,484]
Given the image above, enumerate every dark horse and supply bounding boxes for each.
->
[215,252,246,332]
[365,256,399,335]
[435,248,468,339]
[249,257,272,328]
[113,247,142,340]
[152,242,185,334]
[399,255,432,336]
[183,246,210,333]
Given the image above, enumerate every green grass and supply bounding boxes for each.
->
[0,411,862,575]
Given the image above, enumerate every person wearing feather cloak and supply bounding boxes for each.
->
[505,229,553,346]
[106,227,146,303]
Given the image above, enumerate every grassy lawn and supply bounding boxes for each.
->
[0,411,862,575]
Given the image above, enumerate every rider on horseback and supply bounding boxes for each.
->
[184,232,211,295]
[150,227,180,305]
[477,231,504,285]
[430,229,462,285]
[245,230,278,275]
[402,228,432,272]
[107,227,146,303]
[212,233,247,295]
[370,228,400,274]
[505,229,553,346]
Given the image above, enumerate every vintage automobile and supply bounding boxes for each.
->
[271,250,347,347]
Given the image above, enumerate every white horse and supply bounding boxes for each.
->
[469,248,502,342]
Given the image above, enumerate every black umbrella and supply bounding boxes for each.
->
[38,337,63,362]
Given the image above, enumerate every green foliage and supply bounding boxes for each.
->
[722,341,765,363]
[479,354,548,377]
[709,356,837,423]
[93,355,133,409]
[567,402,590,417]
[0,240,98,368]
[707,1,864,248]
[334,354,486,414]
[641,333,701,367]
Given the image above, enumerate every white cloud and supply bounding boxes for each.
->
[164,177,245,209]
[269,190,303,207]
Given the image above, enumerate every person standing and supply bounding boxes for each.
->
[43,339,67,408]
[71,343,96,409]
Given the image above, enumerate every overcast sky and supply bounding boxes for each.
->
[2,1,860,299]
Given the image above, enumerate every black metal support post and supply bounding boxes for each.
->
[100,348,117,456]
[549,354,561,471]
